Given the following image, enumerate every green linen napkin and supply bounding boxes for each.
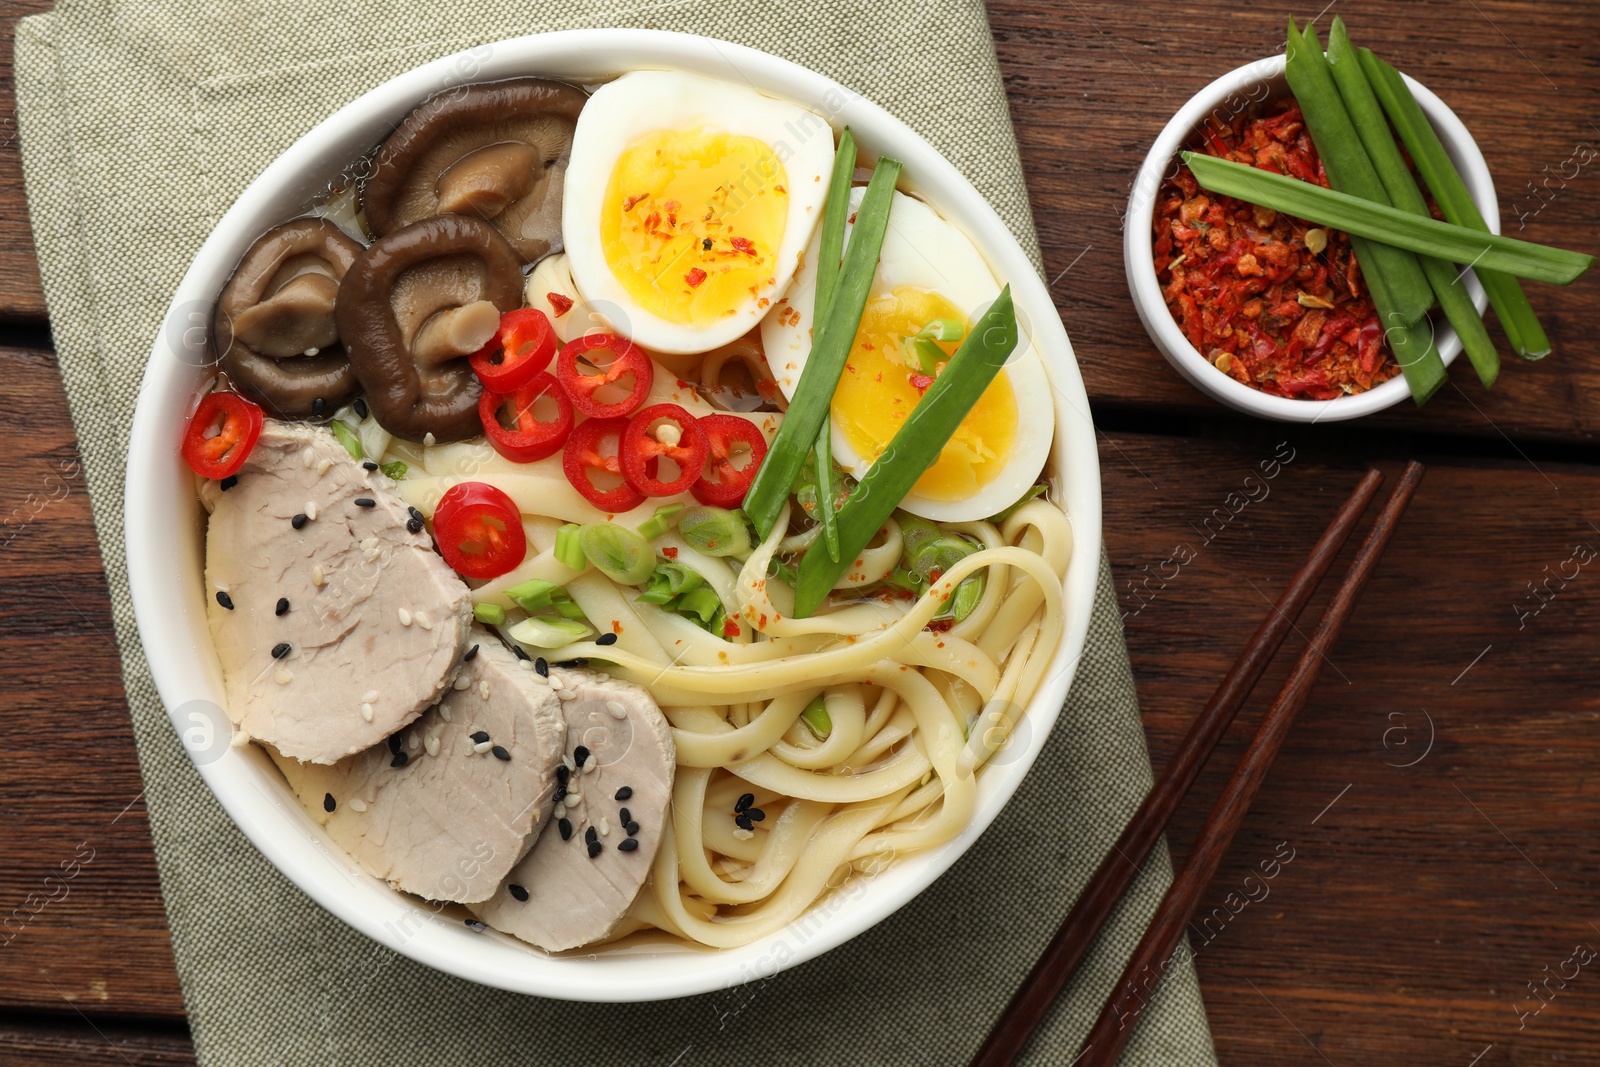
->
[14,1,1216,1062]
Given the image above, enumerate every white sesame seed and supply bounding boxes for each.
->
[553,801,566,819]
[473,740,493,754]
[348,798,367,813]
[407,732,420,752]
[438,704,453,722]
[362,690,379,703]
[453,675,470,690]
[360,702,374,721]
[316,458,331,476]
[518,659,535,672]
[397,607,412,626]
[548,676,564,691]
[274,669,293,685]
[463,735,477,754]
[562,755,576,772]
[605,701,627,720]
[479,680,491,700]
[305,502,319,522]
[558,689,577,701]
[598,817,611,837]
[732,827,755,841]
[301,447,315,467]
[564,790,582,806]
[583,759,597,775]
[425,734,440,757]
[305,347,320,357]
[311,565,326,587]
[415,611,433,631]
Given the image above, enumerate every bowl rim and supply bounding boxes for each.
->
[1123,52,1499,423]
[122,28,1104,1002]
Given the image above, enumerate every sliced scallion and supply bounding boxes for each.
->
[1358,46,1551,359]
[1182,153,1594,286]
[744,156,902,539]
[504,578,564,614]
[329,420,363,460]
[676,505,751,557]
[578,523,655,585]
[1326,17,1499,388]
[379,460,407,480]
[800,695,832,739]
[636,504,685,541]
[473,602,507,626]
[794,287,1019,617]
[507,615,592,649]
[553,523,585,571]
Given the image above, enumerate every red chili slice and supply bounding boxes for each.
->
[620,404,710,499]
[556,332,654,419]
[181,391,264,480]
[479,371,573,463]
[432,481,527,580]
[562,417,647,513]
[468,309,557,393]
[692,414,768,507]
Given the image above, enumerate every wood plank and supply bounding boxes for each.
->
[990,0,1600,444]
[1101,429,1600,1064]
[0,1018,193,1066]
[0,345,184,1019]
[0,0,51,320]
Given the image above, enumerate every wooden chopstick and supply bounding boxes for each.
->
[1074,460,1425,1067]
[970,466,1386,1067]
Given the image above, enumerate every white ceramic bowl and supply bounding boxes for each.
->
[124,30,1101,1002]
[1125,54,1498,422]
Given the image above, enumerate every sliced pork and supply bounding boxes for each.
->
[468,668,674,951]
[201,419,471,763]
[270,633,566,903]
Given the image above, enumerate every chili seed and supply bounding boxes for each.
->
[323,792,336,813]
[271,642,291,659]
[595,632,618,647]
[275,597,289,616]
[618,838,639,852]
[354,497,375,508]
[614,786,633,801]
[291,513,308,529]
[508,883,529,902]
[216,591,234,611]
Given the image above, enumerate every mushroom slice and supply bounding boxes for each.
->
[362,79,587,261]
[213,218,364,419]
[335,215,523,443]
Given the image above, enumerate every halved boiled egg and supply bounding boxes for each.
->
[760,188,1053,523]
[562,71,834,356]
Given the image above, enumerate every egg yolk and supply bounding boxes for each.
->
[600,128,788,327]
[831,287,1018,501]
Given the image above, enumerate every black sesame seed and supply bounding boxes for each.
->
[587,839,603,858]
[558,818,573,841]
[354,497,376,508]
[354,397,369,420]
[735,792,754,814]
[464,644,480,662]
[512,645,530,662]
[387,735,403,754]
[614,786,633,801]
[492,745,511,761]
[323,792,336,813]
[534,657,549,677]
[390,751,409,769]
[408,506,425,523]
[625,821,640,836]
[618,838,639,852]
[362,460,379,471]
[464,919,486,931]
[312,397,326,416]
[701,238,713,250]
[574,745,590,767]
[275,597,289,616]
[556,765,570,785]
[746,807,766,822]
[215,590,234,611]
[219,475,238,492]
[291,513,308,529]
[619,807,632,825]
[555,657,589,667]
[595,632,618,647]
[735,813,754,831]
[271,642,292,659]
[554,784,567,802]
[508,883,529,902]
[469,730,491,744]
[406,517,425,534]
[585,825,598,843]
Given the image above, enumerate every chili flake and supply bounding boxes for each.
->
[1154,100,1398,399]
[685,267,708,288]
[547,292,574,317]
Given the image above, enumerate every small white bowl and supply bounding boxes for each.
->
[1124,54,1498,422]
[123,30,1102,1002]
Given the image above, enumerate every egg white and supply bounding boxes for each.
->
[759,187,1053,522]
[562,71,834,356]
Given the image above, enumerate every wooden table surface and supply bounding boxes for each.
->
[1,1,1597,1063]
